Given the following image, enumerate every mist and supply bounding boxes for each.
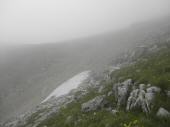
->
[0,0,170,46]
[1,0,170,124]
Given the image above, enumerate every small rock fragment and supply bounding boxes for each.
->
[81,95,108,112]
[156,107,170,118]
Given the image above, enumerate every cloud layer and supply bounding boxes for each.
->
[0,0,170,45]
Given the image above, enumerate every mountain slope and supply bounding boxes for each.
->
[3,32,170,127]
[1,16,170,122]
[36,39,170,127]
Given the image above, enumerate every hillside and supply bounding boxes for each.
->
[1,16,170,122]
[36,40,170,127]
[2,35,170,127]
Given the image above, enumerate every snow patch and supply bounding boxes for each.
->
[42,70,91,103]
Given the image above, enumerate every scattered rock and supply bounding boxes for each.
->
[166,91,170,97]
[147,84,151,87]
[81,95,108,112]
[146,86,161,93]
[98,85,104,93]
[112,79,163,114]
[107,91,113,96]
[126,84,151,113]
[146,86,161,105]
[105,107,112,112]
[126,84,160,113]
[126,89,140,111]
[111,109,118,116]
[156,107,170,118]
[149,44,159,52]
[113,79,133,107]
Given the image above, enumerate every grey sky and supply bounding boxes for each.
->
[0,0,170,45]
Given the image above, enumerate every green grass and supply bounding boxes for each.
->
[111,46,170,90]
[27,42,170,127]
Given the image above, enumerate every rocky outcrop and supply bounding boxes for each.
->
[113,79,133,107]
[156,107,170,118]
[112,79,161,113]
[126,84,150,113]
[145,86,161,105]
[111,43,163,67]
[81,95,108,112]
[126,84,160,113]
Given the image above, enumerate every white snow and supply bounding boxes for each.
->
[42,70,91,103]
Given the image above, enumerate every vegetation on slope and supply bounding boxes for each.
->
[34,42,170,127]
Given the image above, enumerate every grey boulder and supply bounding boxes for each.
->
[126,85,161,113]
[166,91,170,97]
[81,95,108,112]
[113,79,133,107]
[156,107,170,118]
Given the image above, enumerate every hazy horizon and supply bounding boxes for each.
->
[1,1,170,124]
[0,0,170,47]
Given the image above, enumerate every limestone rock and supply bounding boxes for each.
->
[98,85,104,93]
[107,91,113,96]
[111,109,118,116]
[81,95,108,112]
[146,86,161,93]
[166,91,170,97]
[126,85,160,113]
[146,86,161,105]
[156,107,170,118]
[113,79,133,107]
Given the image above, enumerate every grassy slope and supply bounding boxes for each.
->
[34,42,170,127]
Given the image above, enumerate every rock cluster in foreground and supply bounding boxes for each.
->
[81,79,170,118]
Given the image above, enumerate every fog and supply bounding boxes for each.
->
[1,0,170,123]
[0,0,170,46]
